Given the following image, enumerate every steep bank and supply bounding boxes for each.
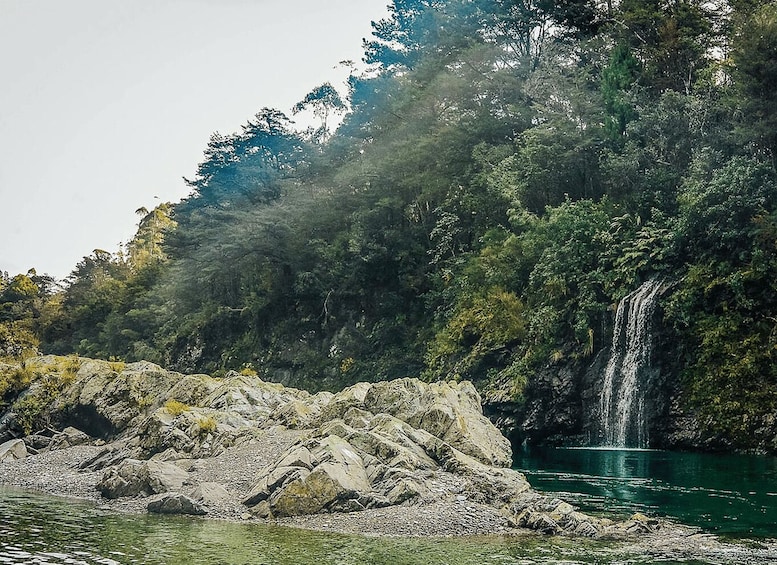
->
[489,283,777,455]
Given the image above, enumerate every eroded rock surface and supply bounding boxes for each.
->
[242,411,530,519]
[97,458,189,498]
[0,356,660,533]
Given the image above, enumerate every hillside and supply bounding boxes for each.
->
[2,0,777,452]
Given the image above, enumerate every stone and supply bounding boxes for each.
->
[276,445,314,470]
[163,375,217,408]
[271,399,319,429]
[204,374,311,423]
[0,439,27,462]
[97,459,189,499]
[386,478,425,504]
[49,426,90,451]
[191,482,232,506]
[362,378,513,467]
[24,433,52,450]
[314,382,371,423]
[147,493,208,515]
[79,443,133,471]
[270,458,371,516]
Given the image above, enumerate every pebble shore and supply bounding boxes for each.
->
[0,431,518,538]
[3,438,777,563]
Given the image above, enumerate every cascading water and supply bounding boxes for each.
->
[599,279,664,448]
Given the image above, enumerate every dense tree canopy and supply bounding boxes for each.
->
[4,0,777,450]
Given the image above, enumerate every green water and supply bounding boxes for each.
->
[4,447,777,564]
[0,486,743,565]
[514,447,777,538]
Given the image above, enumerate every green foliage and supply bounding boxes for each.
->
[730,3,777,165]
[617,0,715,92]
[666,259,777,446]
[0,363,34,401]
[601,44,640,137]
[293,82,347,141]
[3,0,774,449]
[5,357,80,434]
[425,287,527,380]
[677,154,777,257]
[663,154,777,446]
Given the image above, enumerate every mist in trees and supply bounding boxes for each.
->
[4,0,777,449]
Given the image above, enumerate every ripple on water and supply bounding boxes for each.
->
[515,446,777,537]
[3,485,776,564]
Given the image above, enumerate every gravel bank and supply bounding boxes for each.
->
[4,438,777,564]
[0,432,522,538]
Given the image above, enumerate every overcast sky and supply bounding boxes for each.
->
[0,0,388,280]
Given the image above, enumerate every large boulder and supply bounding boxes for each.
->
[244,433,374,517]
[97,459,189,499]
[243,408,530,518]
[0,439,27,462]
[363,379,513,467]
[191,482,232,506]
[49,426,91,451]
[147,493,208,515]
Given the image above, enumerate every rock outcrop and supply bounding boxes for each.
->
[241,409,528,519]
[0,356,662,536]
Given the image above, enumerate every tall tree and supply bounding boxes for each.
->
[730,3,777,167]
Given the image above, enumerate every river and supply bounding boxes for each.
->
[0,486,630,565]
[514,446,777,538]
[3,447,777,564]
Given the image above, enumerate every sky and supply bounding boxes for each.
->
[0,0,389,280]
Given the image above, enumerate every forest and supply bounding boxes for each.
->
[2,0,777,451]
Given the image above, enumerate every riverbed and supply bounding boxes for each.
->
[0,486,638,565]
[3,484,777,564]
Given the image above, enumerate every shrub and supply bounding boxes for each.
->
[197,415,217,436]
[164,399,190,416]
[239,366,258,377]
[0,364,34,399]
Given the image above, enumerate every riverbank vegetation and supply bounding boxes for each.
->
[3,0,777,451]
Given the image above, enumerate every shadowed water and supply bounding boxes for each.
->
[514,447,777,538]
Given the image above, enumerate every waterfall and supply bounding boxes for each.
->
[599,279,664,448]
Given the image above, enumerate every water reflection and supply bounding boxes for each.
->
[514,446,777,537]
[0,487,631,565]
